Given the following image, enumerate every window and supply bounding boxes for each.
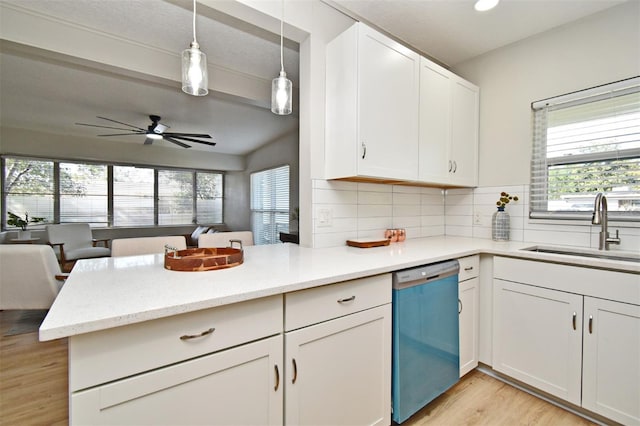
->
[113,166,154,226]
[1,156,224,229]
[60,162,108,226]
[3,158,54,226]
[251,165,289,245]
[530,77,640,220]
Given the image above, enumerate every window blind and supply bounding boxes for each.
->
[530,77,640,220]
[250,165,290,245]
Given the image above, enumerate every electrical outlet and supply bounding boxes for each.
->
[317,208,333,227]
[474,212,482,225]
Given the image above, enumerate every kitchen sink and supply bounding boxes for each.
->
[520,246,640,263]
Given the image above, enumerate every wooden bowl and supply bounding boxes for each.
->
[164,247,243,272]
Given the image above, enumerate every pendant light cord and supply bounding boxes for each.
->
[280,0,284,73]
[192,0,197,44]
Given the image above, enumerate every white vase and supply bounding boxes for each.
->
[492,208,510,241]
[18,230,31,240]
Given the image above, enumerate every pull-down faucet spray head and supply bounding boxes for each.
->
[592,192,604,225]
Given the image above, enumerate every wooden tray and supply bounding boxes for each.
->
[346,239,390,248]
[164,247,243,272]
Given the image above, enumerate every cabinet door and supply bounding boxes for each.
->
[459,277,479,377]
[582,297,640,425]
[358,24,419,181]
[71,335,283,425]
[449,78,479,186]
[493,279,582,405]
[418,58,451,183]
[285,304,391,426]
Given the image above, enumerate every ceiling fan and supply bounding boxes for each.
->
[75,115,216,149]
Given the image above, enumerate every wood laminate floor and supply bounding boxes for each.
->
[0,310,594,425]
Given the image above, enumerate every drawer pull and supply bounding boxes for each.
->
[337,296,356,304]
[572,312,577,330]
[464,266,474,271]
[179,327,215,341]
[274,365,280,391]
[292,358,298,384]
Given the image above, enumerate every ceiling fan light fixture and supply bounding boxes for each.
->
[146,133,163,140]
[474,0,499,12]
[182,0,208,96]
[271,0,292,115]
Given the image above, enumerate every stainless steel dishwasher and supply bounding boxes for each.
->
[391,259,460,424]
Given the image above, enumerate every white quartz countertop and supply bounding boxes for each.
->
[39,236,639,341]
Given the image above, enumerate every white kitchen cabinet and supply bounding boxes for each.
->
[284,274,392,426]
[582,297,640,425]
[68,296,283,425]
[492,279,583,404]
[492,256,640,424]
[418,58,479,187]
[325,22,420,182]
[458,255,479,377]
[72,335,283,425]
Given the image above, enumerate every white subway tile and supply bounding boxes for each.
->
[358,204,393,218]
[358,191,393,205]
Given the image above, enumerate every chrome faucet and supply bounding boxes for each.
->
[591,193,621,250]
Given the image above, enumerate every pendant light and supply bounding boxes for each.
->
[271,0,292,115]
[182,0,208,96]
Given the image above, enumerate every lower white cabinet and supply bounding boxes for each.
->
[493,279,583,404]
[285,304,391,426]
[582,297,640,425]
[458,255,479,377]
[493,256,640,425]
[72,335,283,425]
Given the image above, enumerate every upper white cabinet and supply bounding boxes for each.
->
[325,22,420,181]
[419,58,479,187]
[325,22,479,187]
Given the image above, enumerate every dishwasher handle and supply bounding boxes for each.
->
[393,259,460,289]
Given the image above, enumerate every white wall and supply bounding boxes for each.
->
[453,1,640,187]
[226,129,299,231]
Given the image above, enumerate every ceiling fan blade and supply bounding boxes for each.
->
[97,132,144,136]
[96,116,146,131]
[170,136,217,146]
[76,123,140,132]
[164,133,212,139]
[163,136,191,149]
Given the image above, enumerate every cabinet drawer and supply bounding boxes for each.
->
[458,255,479,281]
[285,273,391,331]
[69,295,282,392]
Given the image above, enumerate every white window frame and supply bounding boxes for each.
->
[530,76,640,221]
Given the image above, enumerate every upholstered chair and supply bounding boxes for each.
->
[198,231,254,248]
[111,236,187,257]
[45,224,110,272]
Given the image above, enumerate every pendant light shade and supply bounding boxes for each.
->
[272,70,292,115]
[271,0,292,115]
[182,0,208,96]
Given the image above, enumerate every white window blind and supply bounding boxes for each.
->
[530,77,640,220]
[158,170,193,225]
[113,166,154,226]
[3,158,54,228]
[60,162,108,226]
[251,165,289,245]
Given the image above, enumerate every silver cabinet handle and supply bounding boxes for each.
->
[292,358,298,384]
[464,266,473,271]
[180,327,215,340]
[572,312,577,330]
[274,364,280,391]
[361,142,367,159]
[458,299,463,314]
[448,160,453,172]
[589,315,593,334]
[453,161,457,173]
[337,296,356,304]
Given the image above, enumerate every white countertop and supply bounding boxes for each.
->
[39,236,639,341]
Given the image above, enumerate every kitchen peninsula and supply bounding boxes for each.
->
[40,236,640,425]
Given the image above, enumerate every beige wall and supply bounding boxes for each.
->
[0,127,244,171]
[453,1,640,187]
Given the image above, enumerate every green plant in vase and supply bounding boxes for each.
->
[7,211,46,238]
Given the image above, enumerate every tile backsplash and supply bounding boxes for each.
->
[311,180,640,252]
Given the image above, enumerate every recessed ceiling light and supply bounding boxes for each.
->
[475,0,499,12]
